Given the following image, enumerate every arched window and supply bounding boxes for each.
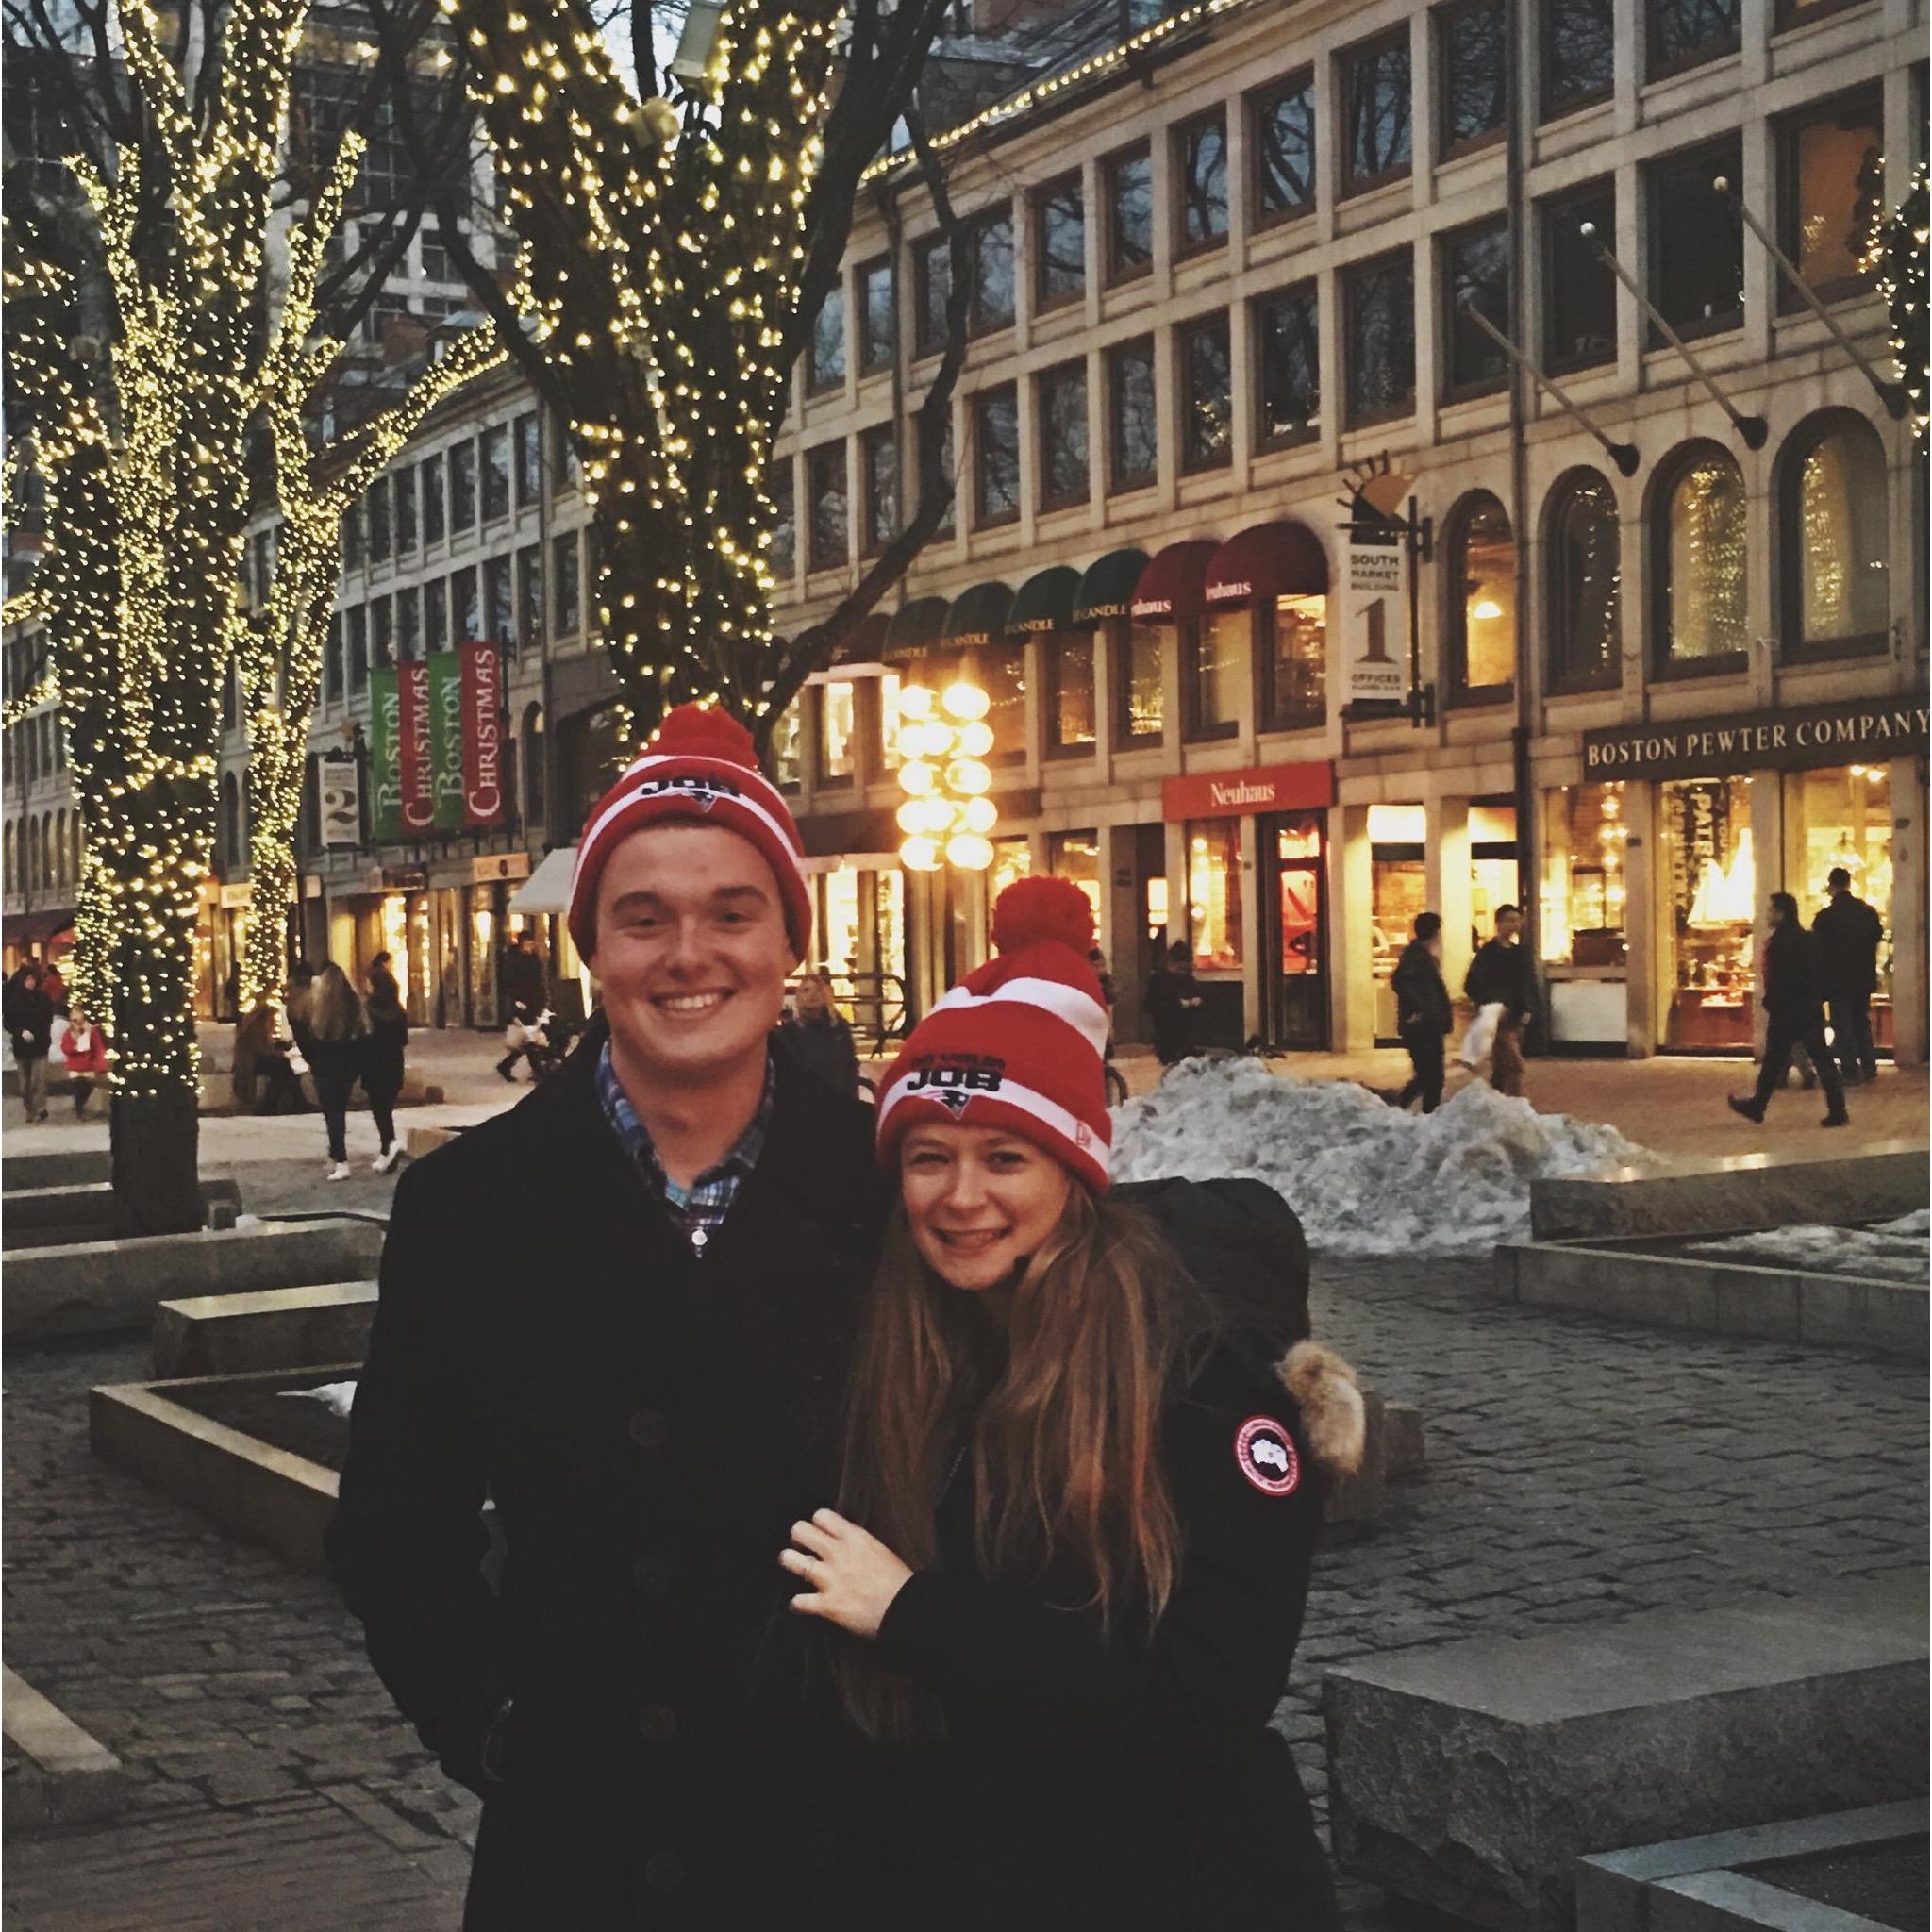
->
[1445,491,1516,698]
[4,824,15,894]
[42,817,55,890]
[522,703,546,832]
[69,812,83,884]
[1654,444,1748,672]
[25,817,40,893]
[54,812,67,887]
[1781,411,1889,657]
[1544,471,1622,692]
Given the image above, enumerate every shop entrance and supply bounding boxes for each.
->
[1369,806,1425,1043]
[1470,800,1520,951]
[1262,813,1327,1050]
[1662,774,1757,1050]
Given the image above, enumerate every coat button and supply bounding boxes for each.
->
[633,1556,672,1595]
[637,1703,677,1744]
[629,1409,668,1449]
[643,1851,684,1894]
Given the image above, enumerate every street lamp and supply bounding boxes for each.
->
[896,678,997,873]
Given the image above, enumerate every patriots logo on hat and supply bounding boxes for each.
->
[630,773,742,812]
[933,1088,974,1116]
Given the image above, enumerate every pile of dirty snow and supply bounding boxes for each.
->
[1110,1058,1651,1256]
[1686,1208,1929,1284]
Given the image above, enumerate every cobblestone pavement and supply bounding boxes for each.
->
[5,1251,1924,1927]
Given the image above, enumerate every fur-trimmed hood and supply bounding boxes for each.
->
[1276,1341,1366,1477]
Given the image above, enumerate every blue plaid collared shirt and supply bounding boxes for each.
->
[595,1041,775,1257]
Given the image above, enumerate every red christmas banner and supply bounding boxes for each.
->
[461,641,507,829]
[397,659,437,835]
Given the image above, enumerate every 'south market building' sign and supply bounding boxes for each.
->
[1582,695,1928,783]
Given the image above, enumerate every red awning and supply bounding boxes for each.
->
[1204,521,1330,607]
[1130,540,1221,623]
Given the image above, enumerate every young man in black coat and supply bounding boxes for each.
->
[328,708,891,1929]
[1391,910,1453,1113]
[1729,892,1849,1128]
[1811,865,1884,1086]
[1464,905,1535,1097]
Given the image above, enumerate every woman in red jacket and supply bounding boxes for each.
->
[55,1004,109,1119]
[782,879,1362,1932]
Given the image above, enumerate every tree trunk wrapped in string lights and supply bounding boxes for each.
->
[442,0,841,731]
[237,131,502,1010]
[6,0,373,1234]
[1874,161,1929,449]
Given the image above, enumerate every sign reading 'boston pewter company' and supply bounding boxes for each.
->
[1162,760,1335,823]
[1582,694,1929,783]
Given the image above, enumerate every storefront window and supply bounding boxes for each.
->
[818,680,857,784]
[469,886,499,1028]
[820,867,862,974]
[1369,802,1425,1037]
[976,646,1027,764]
[772,700,803,791]
[407,892,433,1026]
[874,871,907,992]
[1662,774,1755,1048]
[1186,612,1243,740]
[1049,830,1101,925]
[1796,762,1893,1017]
[1541,783,1628,967]
[987,837,1030,923]
[1049,637,1096,753]
[380,894,410,1009]
[1263,593,1326,730]
[1469,801,1518,945]
[879,672,902,769]
[1119,624,1164,743]
[1186,819,1242,968]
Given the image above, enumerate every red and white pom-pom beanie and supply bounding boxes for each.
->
[568,703,812,962]
[875,876,1112,1193]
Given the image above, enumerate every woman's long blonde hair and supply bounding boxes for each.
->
[832,1185,1199,1745]
[306,962,367,1042]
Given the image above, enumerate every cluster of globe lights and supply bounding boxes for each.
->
[895,679,998,873]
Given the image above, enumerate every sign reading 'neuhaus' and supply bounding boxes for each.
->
[1582,694,1928,783]
[1162,760,1335,823]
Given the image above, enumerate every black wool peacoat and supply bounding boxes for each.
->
[325,1017,890,1930]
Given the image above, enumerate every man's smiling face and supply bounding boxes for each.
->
[588,823,795,1089]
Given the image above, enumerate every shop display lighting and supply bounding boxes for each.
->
[895,678,996,872]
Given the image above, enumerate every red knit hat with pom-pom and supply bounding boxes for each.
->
[876,876,1112,1192]
[569,703,811,961]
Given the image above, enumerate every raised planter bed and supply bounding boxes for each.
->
[2,1176,242,1250]
[152,1280,377,1377]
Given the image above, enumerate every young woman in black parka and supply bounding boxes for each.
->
[783,878,1362,1932]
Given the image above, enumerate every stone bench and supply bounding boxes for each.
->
[6,1217,386,1344]
[1,1147,111,1191]
[2,1665,127,1837]
[1,1177,243,1250]
[152,1280,377,1377]
[1531,1143,1928,1242]
[1324,1574,1928,1932]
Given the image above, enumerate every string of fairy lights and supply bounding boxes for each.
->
[1871,159,1929,448]
[444,0,840,735]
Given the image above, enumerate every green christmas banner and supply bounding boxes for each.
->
[369,666,402,841]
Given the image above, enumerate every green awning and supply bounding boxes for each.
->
[1008,564,1081,635]
[834,612,890,665]
[1072,547,1149,625]
[941,580,1015,648]
[883,596,950,660]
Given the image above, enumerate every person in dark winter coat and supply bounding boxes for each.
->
[1145,941,1205,1066]
[1391,911,1454,1113]
[304,962,368,1181]
[781,970,862,1096]
[1730,893,1848,1128]
[4,962,55,1123]
[1811,866,1884,1086]
[1464,906,1535,1097]
[785,878,1360,1932]
[363,953,409,1174]
[327,707,892,1932]
[496,933,547,1080]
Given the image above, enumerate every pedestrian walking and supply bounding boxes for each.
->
[783,968,861,1096]
[4,961,55,1123]
[786,876,1362,1932]
[1391,911,1453,1113]
[305,962,368,1181]
[53,1004,108,1117]
[1812,865,1884,1086]
[1146,940,1205,1066]
[327,705,889,1929]
[1463,906,1536,1097]
[494,930,546,1080]
[362,952,408,1174]
[1729,893,1848,1128]
[41,958,67,1013]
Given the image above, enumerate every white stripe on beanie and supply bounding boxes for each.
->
[574,758,809,901]
[925,974,1110,1060]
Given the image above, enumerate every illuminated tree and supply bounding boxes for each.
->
[237,133,499,1009]
[372,0,969,754]
[1874,161,1929,448]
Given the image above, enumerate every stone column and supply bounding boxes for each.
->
[1241,813,1265,1042]
[1750,770,1784,1058]
[1329,802,1374,1053]
[1105,822,1145,1044]
[1425,796,1474,1001]
[1623,780,1660,1058]
[1887,755,1926,1068]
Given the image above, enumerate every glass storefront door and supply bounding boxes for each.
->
[469,885,501,1027]
[1662,774,1756,1049]
[1369,805,1425,1042]
[1265,814,1327,1050]
[1794,762,1894,1051]
[1469,801,1519,952]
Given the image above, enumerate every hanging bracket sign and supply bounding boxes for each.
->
[1341,527,1408,705]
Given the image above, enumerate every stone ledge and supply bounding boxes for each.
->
[1324,1575,1929,1932]
[2,1664,127,1837]
[0,1148,111,1191]
[152,1280,378,1377]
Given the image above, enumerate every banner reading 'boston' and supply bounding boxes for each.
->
[369,667,402,841]
[427,650,465,831]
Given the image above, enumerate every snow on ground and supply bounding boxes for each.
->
[1686,1208,1930,1284]
[1110,1056,1652,1256]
